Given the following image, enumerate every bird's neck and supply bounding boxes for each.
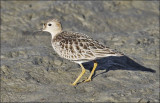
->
[50,29,62,39]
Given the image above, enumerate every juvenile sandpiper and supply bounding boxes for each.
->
[42,19,124,86]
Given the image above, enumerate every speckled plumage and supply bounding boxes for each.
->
[42,18,124,85]
[52,31,123,63]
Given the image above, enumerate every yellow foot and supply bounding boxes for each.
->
[71,83,77,86]
[84,78,91,82]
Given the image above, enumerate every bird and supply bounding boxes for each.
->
[41,18,124,86]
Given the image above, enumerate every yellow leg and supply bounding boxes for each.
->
[71,64,86,86]
[84,61,98,82]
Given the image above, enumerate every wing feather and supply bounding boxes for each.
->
[52,31,123,61]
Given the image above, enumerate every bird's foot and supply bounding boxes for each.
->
[84,78,91,82]
[71,83,77,86]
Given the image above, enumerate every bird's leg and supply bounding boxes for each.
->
[84,60,97,82]
[71,64,86,86]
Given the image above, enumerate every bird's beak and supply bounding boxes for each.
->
[42,23,47,31]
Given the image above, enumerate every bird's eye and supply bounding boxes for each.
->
[48,24,52,26]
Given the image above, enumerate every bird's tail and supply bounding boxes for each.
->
[94,48,124,58]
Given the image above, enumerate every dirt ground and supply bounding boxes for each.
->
[1,1,159,102]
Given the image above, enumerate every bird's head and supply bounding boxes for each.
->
[42,19,62,35]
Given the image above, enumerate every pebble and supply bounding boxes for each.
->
[1,65,9,74]
[54,60,62,66]
[1,55,6,59]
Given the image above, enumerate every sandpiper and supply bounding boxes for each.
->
[42,19,124,86]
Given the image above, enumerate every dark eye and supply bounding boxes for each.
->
[48,24,52,26]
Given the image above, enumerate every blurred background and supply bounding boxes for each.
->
[1,1,159,102]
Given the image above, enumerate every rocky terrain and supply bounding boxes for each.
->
[1,1,159,102]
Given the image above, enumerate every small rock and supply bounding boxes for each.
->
[1,55,6,59]
[54,60,62,66]
[131,89,137,94]
[11,51,18,58]
[19,50,28,58]
[1,65,9,74]
[120,94,125,97]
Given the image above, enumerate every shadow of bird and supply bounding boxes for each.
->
[82,55,156,80]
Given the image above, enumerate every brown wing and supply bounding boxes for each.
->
[53,31,122,61]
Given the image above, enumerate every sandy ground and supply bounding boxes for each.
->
[1,1,159,102]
